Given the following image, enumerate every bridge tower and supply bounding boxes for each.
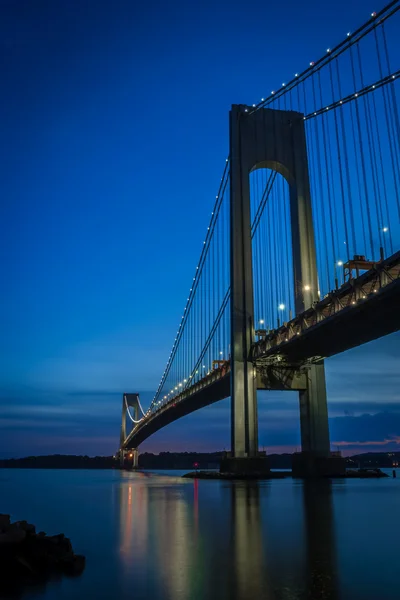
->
[229,105,331,475]
[120,393,140,469]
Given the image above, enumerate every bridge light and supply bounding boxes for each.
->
[259,319,264,324]
[184,378,187,382]
[220,351,223,355]
[337,260,343,266]
[295,73,298,77]
[203,365,206,369]
[282,83,286,87]
[278,303,285,310]
[347,32,351,36]
[271,90,275,95]
[383,226,389,232]
[129,453,133,458]
[371,12,377,17]
[310,61,315,66]
[304,285,311,291]
[327,48,331,53]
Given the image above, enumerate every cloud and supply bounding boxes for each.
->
[335,438,400,447]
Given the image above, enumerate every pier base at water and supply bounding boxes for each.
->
[292,452,346,478]
[220,456,270,477]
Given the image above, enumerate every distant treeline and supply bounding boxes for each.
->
[0,451,398,470]
[0,455,116,469]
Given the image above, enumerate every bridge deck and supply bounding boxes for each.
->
[122,251,400,450]
[252,250,400,365]
[123,372,230,448]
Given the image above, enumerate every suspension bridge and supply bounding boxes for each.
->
[119,2,400,476]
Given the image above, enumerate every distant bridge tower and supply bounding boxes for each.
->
[120,393,140,469]
[229,105,330,473]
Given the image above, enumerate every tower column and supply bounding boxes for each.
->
[229,106,258,458]
[132,449,139,469]
[283,118,332,464]
[299,363,330,457]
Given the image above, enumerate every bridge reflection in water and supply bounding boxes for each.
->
[116,475,338,600]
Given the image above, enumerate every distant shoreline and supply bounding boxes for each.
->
[0,452,398,470]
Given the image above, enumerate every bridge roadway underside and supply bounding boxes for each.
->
[123,374,230,449]
[256,277,400,365]
[123,278,400,451]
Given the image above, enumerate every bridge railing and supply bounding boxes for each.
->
[252,250,400,363]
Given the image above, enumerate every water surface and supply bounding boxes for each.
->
[1,468,399,599]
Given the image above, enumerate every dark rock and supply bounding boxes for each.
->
[0,523,26,544]
[0,514,10,531]
[0,517,85,597]
[15,520,36,535]
[47,535,61,545]
[182,470,287,480]
[63,554,85,576]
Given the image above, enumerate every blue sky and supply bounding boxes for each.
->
[1,0,399,458]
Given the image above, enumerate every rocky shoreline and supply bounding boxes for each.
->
[182,470,288,480]
[182,468,390,480]
[0,514,85,597]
